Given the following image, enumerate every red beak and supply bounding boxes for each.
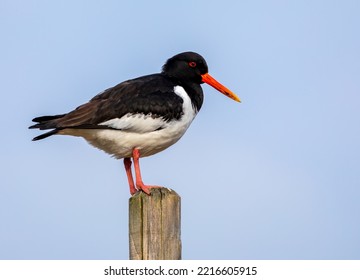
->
[201,73,240,102]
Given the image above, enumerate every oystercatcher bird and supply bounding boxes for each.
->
[30,52,240,195]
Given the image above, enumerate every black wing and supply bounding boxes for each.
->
[30,74,184,140]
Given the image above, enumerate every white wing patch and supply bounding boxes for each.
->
[99,113,167,133]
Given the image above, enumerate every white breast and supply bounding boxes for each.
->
[60,86,198,158]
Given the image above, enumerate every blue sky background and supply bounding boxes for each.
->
[1,0,359,259]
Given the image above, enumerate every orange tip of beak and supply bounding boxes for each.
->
[201,73,241,102]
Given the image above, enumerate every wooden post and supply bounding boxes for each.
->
[129,187,181,260]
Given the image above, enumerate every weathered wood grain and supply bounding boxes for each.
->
[129,187,181,260]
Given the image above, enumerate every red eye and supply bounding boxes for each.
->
[188,61,197,68]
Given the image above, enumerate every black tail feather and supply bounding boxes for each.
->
[32,114,65,123]
[32,129,59,141]
[29,114,65,130]
[30,114,65,140]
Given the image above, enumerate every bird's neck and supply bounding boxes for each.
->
[164,75,204,112]
[180,82,204,113]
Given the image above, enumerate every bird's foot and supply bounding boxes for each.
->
[135,182,162,195]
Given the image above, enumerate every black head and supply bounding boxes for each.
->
[162,52,209,84]
[162,51,241,102]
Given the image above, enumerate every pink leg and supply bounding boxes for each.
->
[123,158,137,195]
[132,148,161,195]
